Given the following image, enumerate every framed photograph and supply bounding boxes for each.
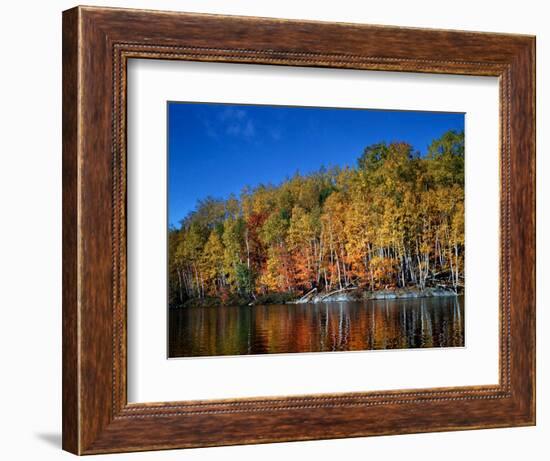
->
[62,6,535,454]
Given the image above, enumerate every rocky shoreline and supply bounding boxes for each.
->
[174,287,460,308]
[288,287,458,304]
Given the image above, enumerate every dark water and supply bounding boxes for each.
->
[168,296,464,358]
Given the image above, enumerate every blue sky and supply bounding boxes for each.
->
[168,102,464,227]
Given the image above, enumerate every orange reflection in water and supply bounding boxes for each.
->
[169,296,464,358]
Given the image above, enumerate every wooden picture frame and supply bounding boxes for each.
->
[62,5,535,455]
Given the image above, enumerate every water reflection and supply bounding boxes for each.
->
[169,296,464,358]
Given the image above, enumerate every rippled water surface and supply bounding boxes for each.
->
[168,296,464,358]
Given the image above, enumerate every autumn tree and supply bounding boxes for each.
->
[168,130,465,307]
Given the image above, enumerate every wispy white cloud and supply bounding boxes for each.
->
[269,127,282,141]
[220,108,256,140]
[219,107,246,122]
[199,106,285,142]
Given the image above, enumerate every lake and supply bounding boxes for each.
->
[168,295,464,358]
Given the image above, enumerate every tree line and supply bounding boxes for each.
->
[169,130,464,308]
